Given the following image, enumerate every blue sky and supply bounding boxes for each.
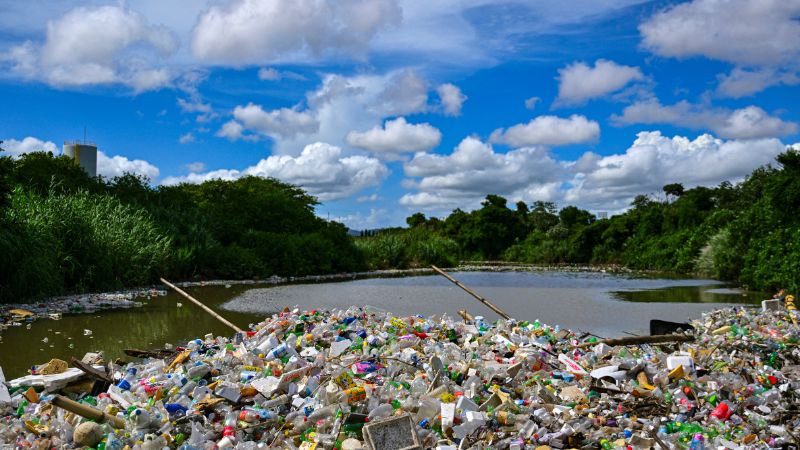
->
[1,0,799,228]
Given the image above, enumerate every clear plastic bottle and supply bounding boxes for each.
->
[116,368,137,390]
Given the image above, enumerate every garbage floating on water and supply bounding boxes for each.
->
[0,289,167,337]
[1,302,799,449]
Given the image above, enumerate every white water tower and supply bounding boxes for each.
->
[62,141,97,177]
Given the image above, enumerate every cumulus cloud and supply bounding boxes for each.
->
[191,0,402,64]
[221,68,445,154]
[613,99,798,139]
[232,103,319,139]
[436,83,467,116]
[490,115,600,147]
[1,137,58,157]
[716,68,799,98]
[97,152,160,180]
[565,131,789,211]
[555,59,644,105]
[400,136,564,211]
[346,117,441,156]
[2,136,159,180]
[3,5,177,91]
[377,69,429,116]
[640,0,800,96]
[399,130,795,215]
[162,142,388,201]
[217,121,248,141]
[640,0,800,66]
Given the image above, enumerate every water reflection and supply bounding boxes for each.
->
[612,284,764,304]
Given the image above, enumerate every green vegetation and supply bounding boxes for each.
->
[367,147,800,293]
[2,141,799,302]
[0,147,365,303]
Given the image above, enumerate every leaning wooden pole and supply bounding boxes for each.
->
[52,395,125,429]
[431,265,512,320]
[160,278,243,333]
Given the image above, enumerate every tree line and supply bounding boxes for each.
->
[0,148,364,303]
[357,148,800,293]
[2,145,798,302]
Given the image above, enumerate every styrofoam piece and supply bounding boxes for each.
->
[362,413,422,450]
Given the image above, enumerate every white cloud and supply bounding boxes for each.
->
[162,169,240,186]
[524,96,540,110]
[258,68,281,81]
[565,131,790,211]
[217,121,250,141]
[400,136,564,212]
[377,69,429,116]
[346,117,441,156]
[436,83,467,116]
[129,68,172,93]
[490,114,600,147]
[356,193,381,203]
[231,103,319,140]
[613,99,798,139]
[179,133,196,144]
[716,68,799,98]
[640,0,800,66]
[332,208,392,230]
[177,98,212,114]
[191,0,402,64]
[97,152,160,180]
[1,137,58,157]
[185,161,206,173]
[399,130,795,215]
[162,142,388,201]
[221,68,442,154]
[3,5,177,91]
[555,59,644,105]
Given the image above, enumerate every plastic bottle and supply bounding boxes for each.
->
[689,433,704,450]
[368,403,394,421]
[116,368,137,390]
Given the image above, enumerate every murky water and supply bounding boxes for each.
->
[0,271,766,377]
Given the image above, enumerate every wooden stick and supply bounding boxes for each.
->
[458,309,474,322]
[160,278,243,333]
[431,265,512,320]
[51,395,125,429]
[69,357,112,382]
[577,333,694,349]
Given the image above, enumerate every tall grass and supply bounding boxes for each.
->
[355,229,458,269]
[1,188,171,302]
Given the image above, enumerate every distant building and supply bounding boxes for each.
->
[597,211,608,220]
[62,141,97,177]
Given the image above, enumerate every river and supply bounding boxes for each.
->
[0,271,765,377]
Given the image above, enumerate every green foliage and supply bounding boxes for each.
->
[1,188,170,301]
[0,152,365,303]
[380,146,800,292]
[356,227,458,269]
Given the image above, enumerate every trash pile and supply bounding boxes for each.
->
[1,302,799,449]
[0,289,167,337]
